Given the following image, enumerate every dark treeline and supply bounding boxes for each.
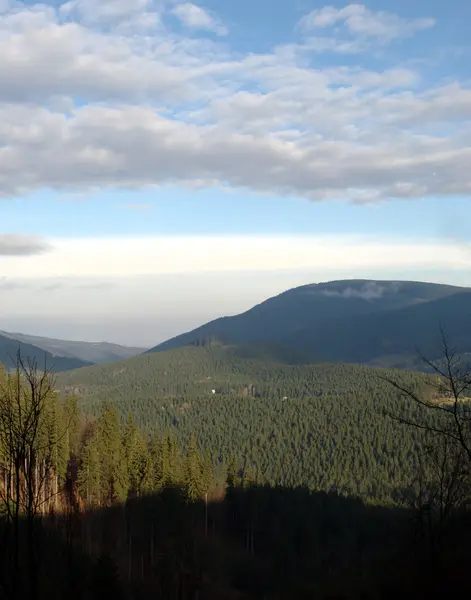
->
[2,350,471,599]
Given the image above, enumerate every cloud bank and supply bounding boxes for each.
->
[0,1,468,202]
[1,235,471,279]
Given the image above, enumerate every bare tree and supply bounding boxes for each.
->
[380,326,471,463]
[380,327,471,567]
[0,351,65,599]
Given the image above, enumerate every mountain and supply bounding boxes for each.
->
[0,332,92,372]
[147,280,471,368]
[0,331,145,364]
[287,290,471,368]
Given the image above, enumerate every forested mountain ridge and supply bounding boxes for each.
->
[0,330,145,364]
[0,331,92,372]
[287,290,471,367]
[147,280,471,368]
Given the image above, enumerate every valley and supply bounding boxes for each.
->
[0,330,146,371]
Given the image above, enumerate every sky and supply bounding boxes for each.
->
[0,0,470,347]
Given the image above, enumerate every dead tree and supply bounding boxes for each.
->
[0,351,60,599]
[380,327,471,566]
[380,326,471,464]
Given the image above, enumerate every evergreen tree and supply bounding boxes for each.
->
[130,436,153,496]
[226,457,237,488]
[63,395,81,457]
[97,403,128,504]
[122,411,141,495]
[243,464,257,488]
[201,451,213,536]
[168,433,183,484]
[184,434,203,501]
[77,433,101,506]
[43,394,69,509]
[201,451,213,496]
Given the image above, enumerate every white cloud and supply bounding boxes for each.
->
[2,235,471,279]
[298,4,435,42]
[59,0,161,31]
[2,235,471,344]
[170,2,227,35]
[0,2,467,202]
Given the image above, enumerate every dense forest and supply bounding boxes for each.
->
[58,345,445,501]
[2,345,471,599]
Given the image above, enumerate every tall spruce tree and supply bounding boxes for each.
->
[97,402,128,504]
[184,434,203,502]
[77,432,101,506]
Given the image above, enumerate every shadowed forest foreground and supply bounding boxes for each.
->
[1,352,471,599]
[1,484,471,600]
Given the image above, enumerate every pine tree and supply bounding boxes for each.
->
[130,436,152,496]
[77,433,101,506]
[168,434,183,485]
[97,403,128,504]
[201,452,213,496]
[63,395,81,457]
[184,434,203,502]
[226,457,237,488]
[43,394,69,510]
[157,434,171,487]
[122,412,142,495]
[201,451,213,536]
[243,465,257,488]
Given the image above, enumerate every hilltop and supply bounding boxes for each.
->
[147,279,471,368]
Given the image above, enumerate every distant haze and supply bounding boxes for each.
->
[2,267,471,346]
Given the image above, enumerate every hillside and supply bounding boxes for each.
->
[0,330,145,364]
[56,344,440,500]
[0,332,92,372]
[286,290,471,368]
[148,280,471,368]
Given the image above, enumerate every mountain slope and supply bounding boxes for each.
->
[0,332,92,372]
[147,280,470,366]
[290,290,471,368]
[0,331,145,364]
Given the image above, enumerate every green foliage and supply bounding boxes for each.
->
[77,433,101,506]
[184,434,204,501]
[0,363,71,516]
[201,451,213,496]
[58,346,441,502]
[96,403,128,503]
[226,457,237,488]
[63,395,81,457]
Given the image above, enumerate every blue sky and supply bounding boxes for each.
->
[2,190,470,240]
[0,0,470,345]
